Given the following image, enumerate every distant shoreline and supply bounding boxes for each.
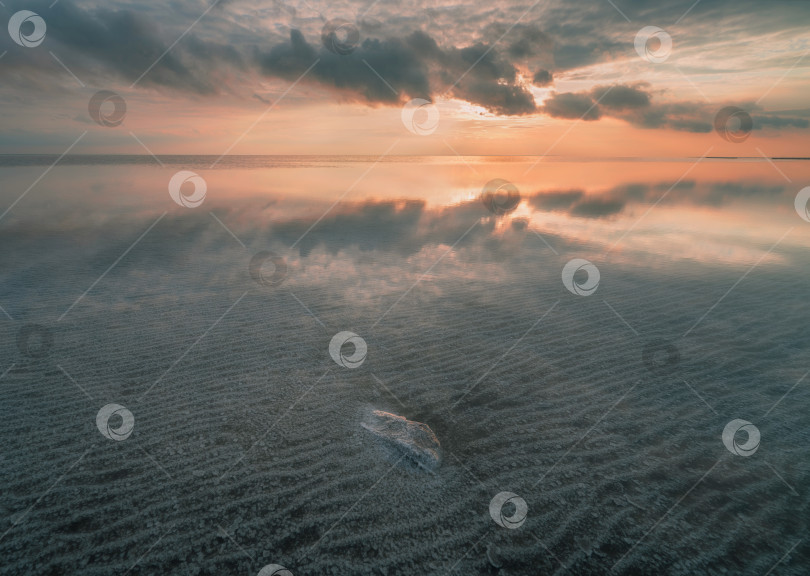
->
[0,154,808,164]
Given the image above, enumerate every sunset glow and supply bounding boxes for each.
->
[2,2,809,575]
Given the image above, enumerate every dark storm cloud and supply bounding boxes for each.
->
[450,79,537,115]
[0,0,543,116]
[540,92,600,120]
[1,0,808,129]
[0,0,245,94]
[540,84,808,133]
[258,28,540,115]
[259,30,431,104]
[500,24,554,60]
[252,0,810,123]
[630,101,809,134]
[540,84,649,121]
[592,84,651,111]
[753,115,810,129]
[532,69,553,86]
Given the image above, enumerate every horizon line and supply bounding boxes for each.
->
[0,153,809,160]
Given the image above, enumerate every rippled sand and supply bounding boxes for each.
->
[1,161,808,575]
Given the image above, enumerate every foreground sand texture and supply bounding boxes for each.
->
[0,157,808,575]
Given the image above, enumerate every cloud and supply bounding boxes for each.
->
[528,189,624,218]
[0,0,547,117]
[592,84,650,111]
[0,173,796,299]
[753,115,810,130]
[527,179,791,219]
[569,198,625,217]
[527,190,583,211]
[540,84,650,122]
[0,0,808,132]
[269,198,496,257]
[0,0,245,94]
[258,28,541,115]
[532,69,553,86]
[540,83,808,133]
[540,92,600,120]
[260,30,431,104]
[0,1,548,116]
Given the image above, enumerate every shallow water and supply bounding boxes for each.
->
[0,155,808,575]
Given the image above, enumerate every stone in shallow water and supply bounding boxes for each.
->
[361,409,441,471]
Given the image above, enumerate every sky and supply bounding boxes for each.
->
[0,0,809,155]
[2,5,810,575]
